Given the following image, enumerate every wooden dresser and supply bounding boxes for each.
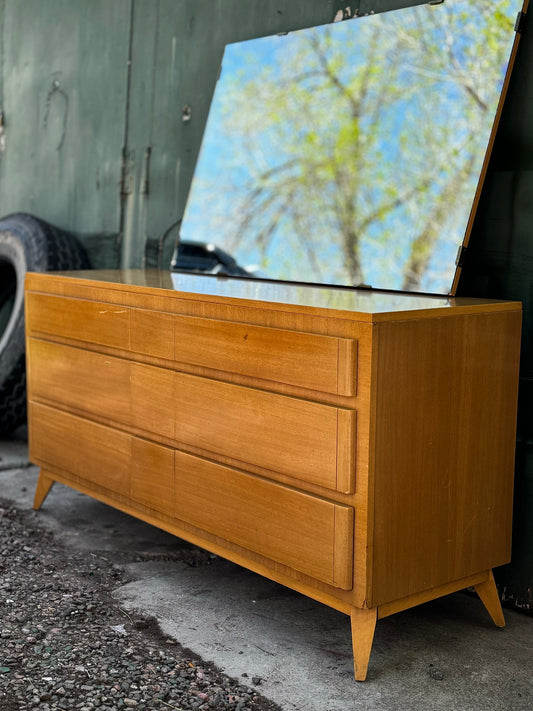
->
[25,269,522,680]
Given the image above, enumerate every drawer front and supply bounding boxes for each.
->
[26,292,357,396]
[174,451,354,589]
[174,315,357,395]
[174,372,356,492]
[26,292,130,350]
[29,403,175,514]
[26,293,176,361]
[28,339,356,493]
[130,308,174,360]
[28,340,175,440]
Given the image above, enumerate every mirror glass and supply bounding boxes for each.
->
[179,0,522,294]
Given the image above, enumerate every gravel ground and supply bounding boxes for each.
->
[0,499,282,711]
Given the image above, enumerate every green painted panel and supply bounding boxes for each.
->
[0,0,131,267]
[0,0,4,115]
[124,0,429,268]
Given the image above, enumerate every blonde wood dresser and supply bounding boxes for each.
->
[25,269,522,680]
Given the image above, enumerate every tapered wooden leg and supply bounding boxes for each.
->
[350,606,377,681]
[33,472,55,510]
[474,570,505,628]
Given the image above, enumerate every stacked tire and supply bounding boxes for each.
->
[0,214,90,436]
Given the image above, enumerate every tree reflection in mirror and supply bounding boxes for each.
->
[179,0,523,294]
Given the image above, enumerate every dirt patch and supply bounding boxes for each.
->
[0,499,281,710]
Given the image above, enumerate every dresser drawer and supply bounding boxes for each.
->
[174,315,357,395]
[174,451,354,589]
[26,292,130,350]
[174,372,356,492]
[28,339,176,440]
[28,339,356,493]
[29,402,175,514]
[26,293,176,361]
[26,293,357,396]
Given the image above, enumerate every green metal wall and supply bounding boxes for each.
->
[0,0,130,267]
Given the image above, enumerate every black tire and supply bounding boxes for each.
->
[0,213,90,436]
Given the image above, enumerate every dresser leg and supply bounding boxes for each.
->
[474,570,505,627]
[350,606,377,681]
[33,472,55,510]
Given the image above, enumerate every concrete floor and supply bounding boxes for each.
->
[1,438,532,711]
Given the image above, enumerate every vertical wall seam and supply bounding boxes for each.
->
[118,0,136,266]
[0,0,5,130]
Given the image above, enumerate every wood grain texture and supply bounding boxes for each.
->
[338,338,358,396]
[32,471,55,510]
[474,571,506,627]
[28,337,356,493]
[377,570,490,618]
[25,269,521,322]
[337,409,357,493]
[370,309,522,605]
[29,401,131,495]
[173,372,355,492]
[174,450,354,589]
[32,469,356,617]
[130,436,175,516]
[173,314,356,395]
[29,402,175,515]
[25,269,523,682]
[129,308,175,360]
[26,292,130,350]
[26,291,359,397]
[28,339,176,440]
[351,607,377,682]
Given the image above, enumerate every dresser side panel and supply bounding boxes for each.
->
[370,309,521,606]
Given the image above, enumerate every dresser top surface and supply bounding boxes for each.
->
[26,269,521,322]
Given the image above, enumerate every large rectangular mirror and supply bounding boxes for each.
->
[178,0,524,294]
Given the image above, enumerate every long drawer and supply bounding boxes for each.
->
[172,313,357,395]
[25,292,357,395]
[28,339,356,492]
[29,402,175,515]
[28,404,354,590]
[174,450,354,590]
[173,371,356,492]
[27,338,176,439]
